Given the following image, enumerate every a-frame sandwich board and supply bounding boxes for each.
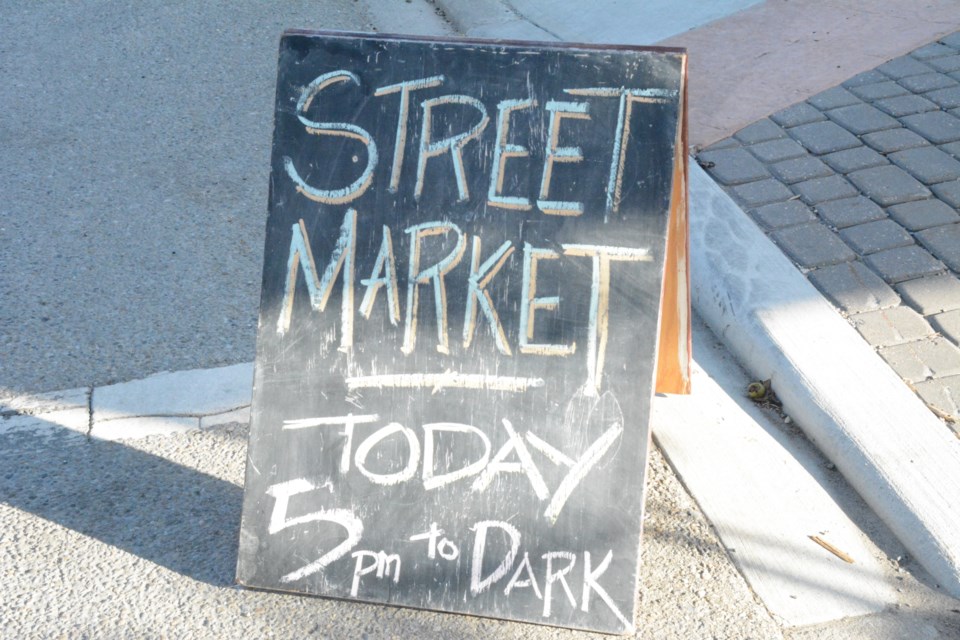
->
[237,30,689,635]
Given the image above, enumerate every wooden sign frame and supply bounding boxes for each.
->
[237,30,689,635]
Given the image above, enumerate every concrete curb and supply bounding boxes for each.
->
[689,163,960,598]
[92,362,252,420]
[89,362,253,440]
[653,319,897,626]
[0,364,254,443]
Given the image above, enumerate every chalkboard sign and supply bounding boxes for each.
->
[237,30,688,634]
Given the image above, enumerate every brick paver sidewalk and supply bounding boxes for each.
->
[699,31,960,436]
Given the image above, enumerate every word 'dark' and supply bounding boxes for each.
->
[238,31,687,635]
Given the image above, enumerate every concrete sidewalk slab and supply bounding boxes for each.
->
[653,320,896,627]
[92,416,199,442]
[200,406,251,430]
[88,363,252,440]
[92,363,253,422]
[659,0,960,146]
[0,388,89,443]
[1,387,88,416]
[500,0,762,44]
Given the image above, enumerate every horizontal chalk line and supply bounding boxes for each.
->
[345,372,544,392]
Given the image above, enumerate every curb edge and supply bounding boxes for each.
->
[689,162,960,598]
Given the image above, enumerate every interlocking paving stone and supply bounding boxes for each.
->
[842,69,890,88]
[901,111,960,144]
[931,309,960,345]
[851,307,935,347]
[750,200,817,230]
[926,54,960,74]
[788,121,861,155]
[769,156,834,184]
[877,55,934,79]
[916,222,960,271]
[808,86,861,110]
[864,244,945,283]
[840,219,914,254]
[848,165,932,206]
[911,43,957,60]
[771,222,855,268]
[848,81,910,101]
[897,273,960,314]
[931,180,960,207]
[888,146,960,184]
[887,198,960,231]
[702,138,740,151]
[913,376,960,427]
[897,72,957,93]
[824,103,900,134]
[926,86,960,109]
[873,94,939,117]
[792,174,859,204]
[807,260,900,313]
[815,195,887,228]
[730,178,795,207]
[879,336,960,383]
[942,33,960,49]
[821,146,888,173]
[861,128,929,153]
[770,102,827,128]
[701,35,960,428]
[746,138,808,163]
[699,147,771,185]
[733,118,787,144]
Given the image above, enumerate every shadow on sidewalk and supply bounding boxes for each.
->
[0,423,244,587]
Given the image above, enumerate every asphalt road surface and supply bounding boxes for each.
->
[0,1,380,397]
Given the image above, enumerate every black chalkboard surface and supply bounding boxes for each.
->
[237,30,687,635]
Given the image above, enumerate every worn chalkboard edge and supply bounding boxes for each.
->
[654,53,692,395]
[234,575,637,636]
[283,27,687,58]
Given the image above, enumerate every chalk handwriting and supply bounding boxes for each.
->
[285,68,677,213]
[403,221,467,355]
[266,479,363,583]
[409,522,460,560]
[276,215,652,393]
[345,372,544,393]
[374,75,445,193]
[351,549,401,596]
[262,504,631,629]
[487,98,537,211]
[281,410,622,521]
[470,520,521,595]
[285,71,377,205]
[253,47,683,633]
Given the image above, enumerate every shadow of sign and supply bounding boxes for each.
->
[0,424,243,587]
